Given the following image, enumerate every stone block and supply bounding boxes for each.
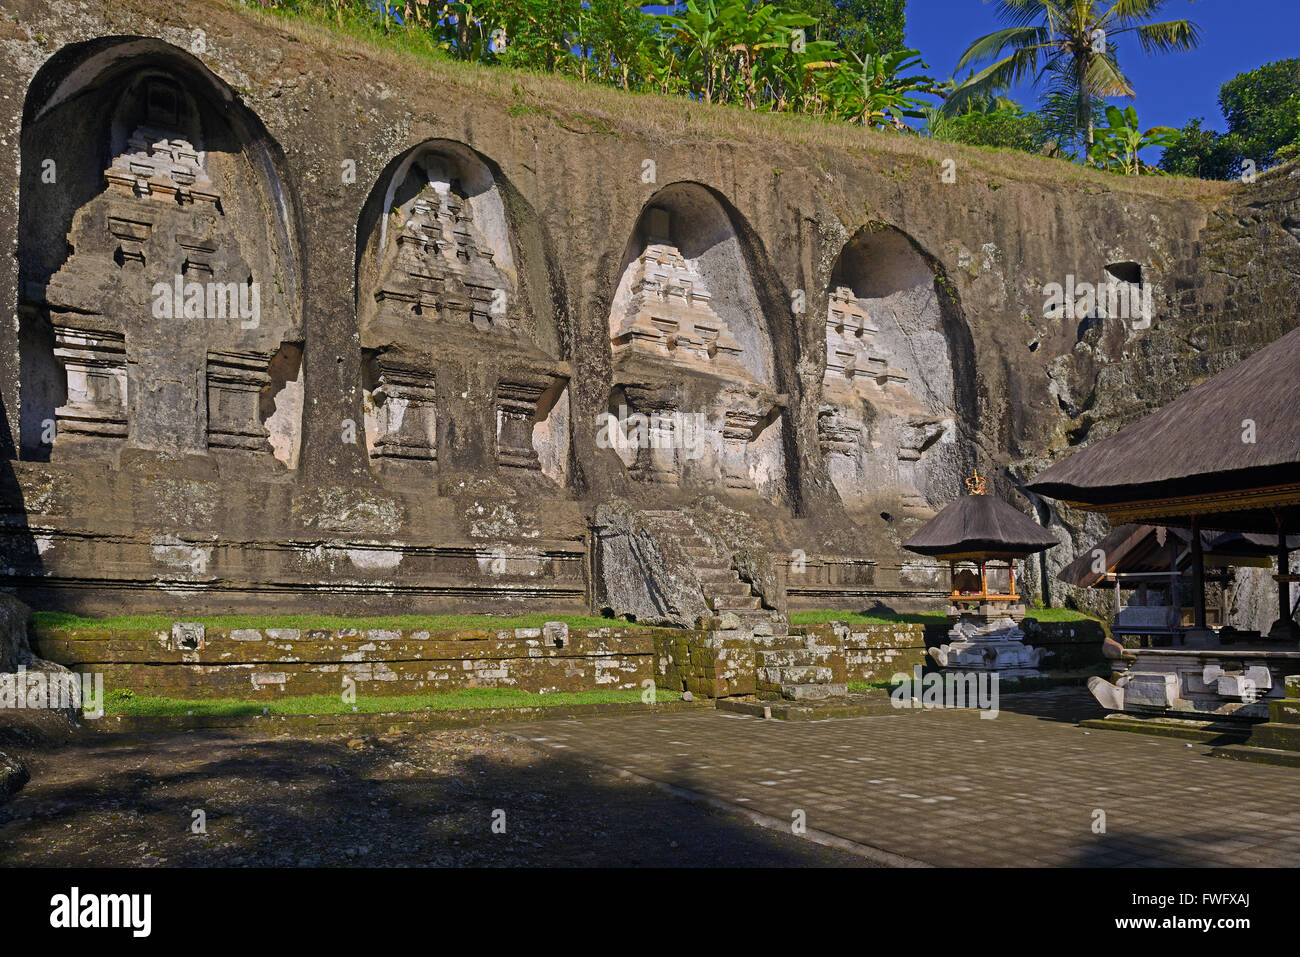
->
[171,621,205,651]
[1124,673,1181,711]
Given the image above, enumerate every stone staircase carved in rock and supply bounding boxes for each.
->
[640,509,847,701]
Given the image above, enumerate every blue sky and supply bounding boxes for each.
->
[906,0,1299,133]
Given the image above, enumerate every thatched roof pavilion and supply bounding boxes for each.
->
[904,487,1058,561]
[904,474,1057,605]
[1026,326,1300,534]
[1027,326,1300,633]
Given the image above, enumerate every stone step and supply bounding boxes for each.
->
[699,610,789,632]
[700,623,791,644]
[702,580,752,598]
[1269,697,1300,725]
[780,683,848,701]
[732,610,789,630]
[696,567,740,583]
[745,634,798,648]
[1250,721,1300,752]
[683,545,721,559]
[708,595,761,611]
[1213,743,1300,768]
[757,647,834,668]
[759,665,834,685]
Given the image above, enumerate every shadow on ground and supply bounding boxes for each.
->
[0,726,871,867]
[994,687,1108,723]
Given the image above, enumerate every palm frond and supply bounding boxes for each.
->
[956,25,1052,71]
[1083,50,1133,97]
[1132,20,1202,55]
[944,46,1049,115]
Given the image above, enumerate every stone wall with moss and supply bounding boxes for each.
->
[35,621,661,698]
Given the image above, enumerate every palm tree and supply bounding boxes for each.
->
[945,0,1201,150]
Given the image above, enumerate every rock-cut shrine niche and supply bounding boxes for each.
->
[820,227,961,516]
[17,63,303,469]
[356,146,569,485]
[605,190,786,501]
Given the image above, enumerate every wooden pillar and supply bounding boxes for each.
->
[1191,518,1207,630]
[979,561,988,600]
[1009,562,1017,601]
[1279,538,1292,626]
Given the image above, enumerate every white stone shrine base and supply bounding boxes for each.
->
[927,611,1048,679]
[1088,647,1300,720]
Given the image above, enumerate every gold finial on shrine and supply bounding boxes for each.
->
[965,470,986,495]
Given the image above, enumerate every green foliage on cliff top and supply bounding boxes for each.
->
[241,2,1229,201]
[33,612,647,633]
[1160,57,1300,179]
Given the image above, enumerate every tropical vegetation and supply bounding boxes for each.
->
[254,1,1300,180]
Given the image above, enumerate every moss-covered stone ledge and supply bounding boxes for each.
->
[33,619,676,698]
[790,611,1108,684]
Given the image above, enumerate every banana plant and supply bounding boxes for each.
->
[658,0,730,105]
[721,3,816,110]
[437,2,500,62]
[759,37,841,114]
[1088,104,1181,174]
[828,33,936,130]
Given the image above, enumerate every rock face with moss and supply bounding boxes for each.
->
[0,594,32,672]
[0,0,1295,632]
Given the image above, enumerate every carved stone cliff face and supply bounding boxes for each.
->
[819,284,947,516]
[2,1,1295,620]
[358,151,570,488]
[606,203,787,502]
[19,70,302,471]
[817,227,965,521]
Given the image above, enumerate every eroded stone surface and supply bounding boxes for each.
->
[0,0,1295,631]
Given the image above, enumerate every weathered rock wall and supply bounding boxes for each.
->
[1018,163,1300,620]
[0,0,1290,620]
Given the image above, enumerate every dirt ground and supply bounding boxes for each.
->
[0,722,871,867]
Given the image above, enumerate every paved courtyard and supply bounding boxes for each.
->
[502,690,1300,867]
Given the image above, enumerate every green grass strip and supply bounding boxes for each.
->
[103,686,680,716]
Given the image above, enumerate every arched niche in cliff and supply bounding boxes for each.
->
[355,140,570,487]
[604,182,787,503]
[16,38,305,470]
[821,225,973,516]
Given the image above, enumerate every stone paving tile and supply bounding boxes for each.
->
[499,692,1300,867]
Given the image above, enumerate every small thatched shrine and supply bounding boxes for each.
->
[904,473,1058,678]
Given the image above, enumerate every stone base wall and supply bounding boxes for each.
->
[794,622,927,685]
[3,462,590,618]
[785,559,947,612]
[653,629,756,698]
[35,622,662,698]
[793,617,1108,685]
[1012,619,1109,671]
